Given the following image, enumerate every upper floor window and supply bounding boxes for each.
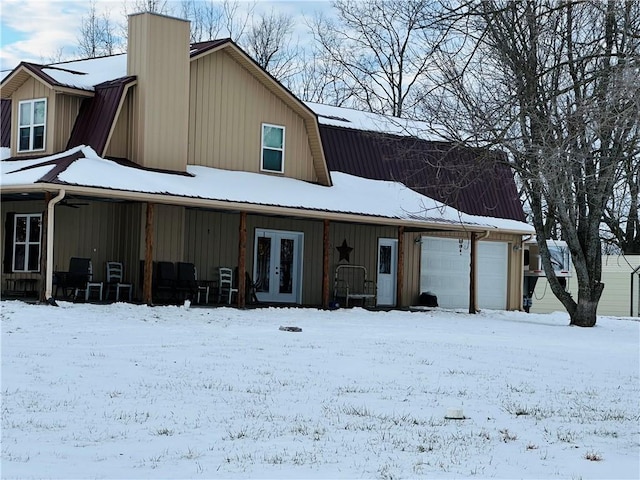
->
[12,213,42,272]
[18,99,47,152]
[261,123,285,173]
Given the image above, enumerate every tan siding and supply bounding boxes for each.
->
[1,200,47,293]
[188,51,317,182]
[1,200,144,298]
[330,222,397,304]
[53,202,124,282]
[246,215,324,305]
[53,94,82,151]
[402,230,422,306]
[105,93,132,159]
[531,255,640,317]
[118,203,142,297]
[10,78,54,156]
[142,204,185,263]
[128,14,189,171]
[184,210,240,282]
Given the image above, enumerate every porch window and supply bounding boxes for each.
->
[12,214,42,272]
[261,123,285,173]
[18,99,47,152]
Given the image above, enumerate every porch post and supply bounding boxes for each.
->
[469,232,478,314]
[322,219,330,309]
[237,211,247,308]
[397,226,404,307]
[143,202,154,305]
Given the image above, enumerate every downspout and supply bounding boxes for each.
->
[45,189,65,305]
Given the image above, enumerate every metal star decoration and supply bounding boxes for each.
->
[336,239,353,263]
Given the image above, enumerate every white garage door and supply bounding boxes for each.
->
[420,238,508,310]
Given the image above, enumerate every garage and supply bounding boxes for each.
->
[420,237,508,310]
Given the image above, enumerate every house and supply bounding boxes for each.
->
[0,12,533,310]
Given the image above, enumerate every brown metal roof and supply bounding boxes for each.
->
[319,125,525,222]
[190,39,232,58]
[1,99,10,148]
[66,76,136,154]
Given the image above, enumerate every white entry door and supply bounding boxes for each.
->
[254,229,303,303]
[377,238,398,306]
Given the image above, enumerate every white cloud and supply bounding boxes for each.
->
[0,0,121,70]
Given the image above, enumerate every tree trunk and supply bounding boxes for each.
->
[570,282,604,327]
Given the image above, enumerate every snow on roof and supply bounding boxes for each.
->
[1,146,533,233]
[306,102,447,140]
[38,54,127,91]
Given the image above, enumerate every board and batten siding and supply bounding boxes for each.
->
[105,92,135,159]
[531,255,640,317]
[54,94,83,152]
[10,77,54,157]
[127,13,190,171]
[188,50,317,183]
[247,215,325,305]
[183,209,240,282]
[1,200,47,293]
[144,204,185,264]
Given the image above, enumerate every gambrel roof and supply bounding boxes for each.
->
[1,37,526,223]
[306,102,525,222]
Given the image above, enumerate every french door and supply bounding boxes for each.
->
[253,229,303,303]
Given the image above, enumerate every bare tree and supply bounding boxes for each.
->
[77,1,121,58]
[124,0,171,14]
[179,0,255,43]
[424,0,640,326]
[244,9,299,82]
[309,0,442,117]
[602,152,639,254]
[293,47,355,105]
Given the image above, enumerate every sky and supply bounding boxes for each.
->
[2,300,639,478]
[0,0,328,72]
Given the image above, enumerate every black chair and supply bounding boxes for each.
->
[153,261,177,303]
[176,262,198,301]
[54,257,93,300]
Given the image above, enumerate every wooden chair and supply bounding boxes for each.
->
[218,267,238,304]
[105,261,133,302]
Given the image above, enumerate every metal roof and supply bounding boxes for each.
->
[66,76,137,154]
[1,99,10,148]
[319,125,526,222]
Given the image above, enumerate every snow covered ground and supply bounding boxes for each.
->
[1,301,638,479]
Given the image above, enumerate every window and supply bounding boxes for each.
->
[261,123,285,173]
[18,99,47,152]
[12,214,42,272]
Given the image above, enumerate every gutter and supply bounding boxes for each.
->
[2,184,534,236]
[45,189,65,305]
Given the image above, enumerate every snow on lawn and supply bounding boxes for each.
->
[1,301,638,479]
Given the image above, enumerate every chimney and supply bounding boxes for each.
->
[127,13,190,171]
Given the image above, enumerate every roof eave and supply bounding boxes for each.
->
[1,182,528,234]
[1,62,96,98]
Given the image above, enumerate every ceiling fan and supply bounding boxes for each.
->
[58,199,89,209]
